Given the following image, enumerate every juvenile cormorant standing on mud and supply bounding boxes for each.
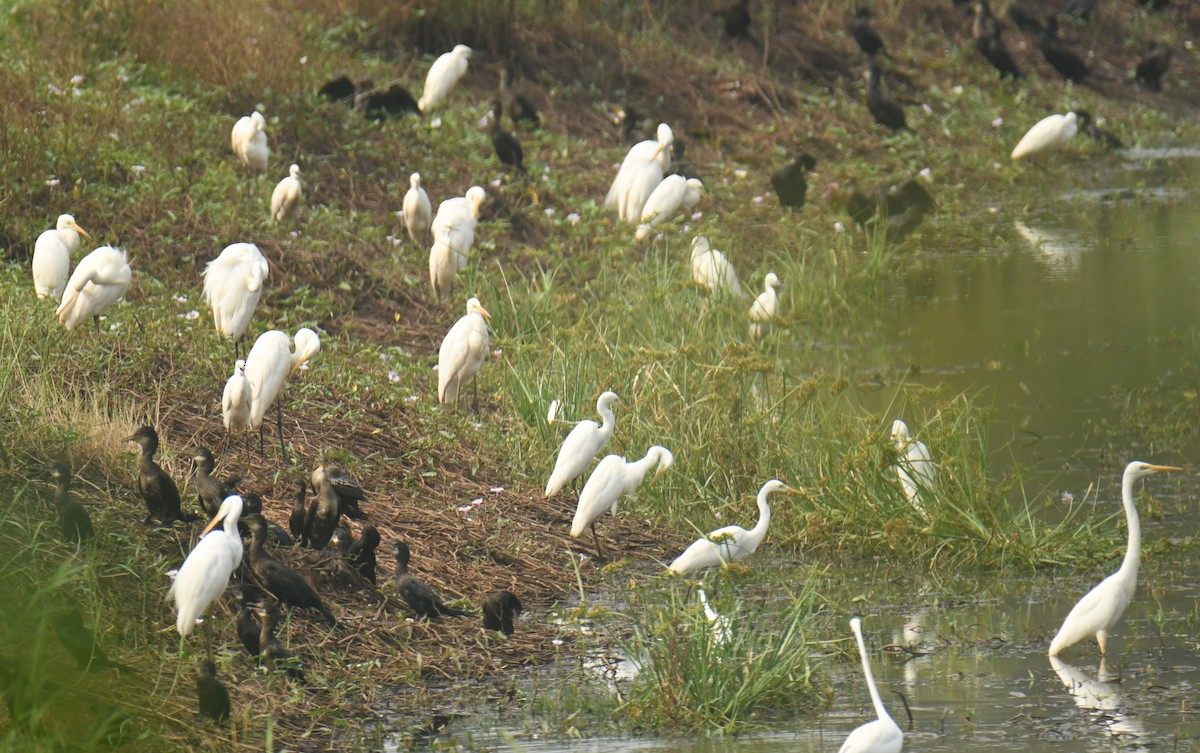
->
[394,541,469,620]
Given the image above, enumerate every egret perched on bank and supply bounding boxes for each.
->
[667,479,800,575]
[838,617,903,753]
[605,122,674,222]
[418,44,472,112]
[222,359,252,443]
[545,391,619,498]
[437,297,491,408]
[748,272,783,343]
[56,245,132,331]
[402,172,432,245]
[891,419,934,514]
[169,494,245,637]
[231,111,269,173]
[32,214,89,300]
[244,328,321,455]
[270,164,302,223]
[635,176,705,242]
[202,242,269,359]
[1048,461,1180,657]
[1011,112,1078,160]
[570,446,674,558]
[690,236,746,299]
[429,186,487,302]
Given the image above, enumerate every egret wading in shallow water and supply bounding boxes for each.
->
[748,272,783,343]
[270,164,302,223]
[667,479,801,575]
[635,175,705,242]
[891,419,934,514]
[56,245,132,332]
[691,236,746,299]
[418,44,472,113]
[230,111,269,173]
[32,214,89,301]
[202,242,269,359]
[437,297,491,409]
[170,494,245,638]
[429,186,486,302]
[605,123,674,223]
[838,617,903,753]
[1011,112,1078,160]
[243,328,321,457]
[570,446,674,558]
[402,172,432,246]
[545,391,620,498]
[1048,461,1180,657]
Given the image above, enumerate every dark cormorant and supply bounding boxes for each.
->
[360,84,422,120]
[236,584,262,658]
[347,525,381,585]
[832,178,936,242]
[126,426,194,526]
[330,525,354,557]
[1038,15,1092,83]
[319,76,356,104]
[305,465,341,550]
[51,460,93,543]
[257,602,305,681]
[248,517,338,626]
[490,101,526,174]
[394,541,468,620]
[325,464,368,521]
[1006,1,1044,33]
[237,492,295,547]
[1074,111,1123,149]
[482,591,522,635]
[1135,44,1172,92]
[771,153,818,210]
[715,0,754,43]
[849,8,887,57]
[195,660,231,723]
[288,479,308,542]
[52,609,134,672]
[865,60,909,132]
[973,0,1023,79]
[189,447,235,519]
[499,66,540,128]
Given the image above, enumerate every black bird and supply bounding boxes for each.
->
[189,447,234,519]
[1038,15,1092,83]
[715,0,753,42]
[238,492,295,547]
[489,100,526,174]
[394,541,469,620]
[832,178,935,242]
[1006,1,1044,33]
[126,426,194,526]
[305,465,341,550]
[52,609,134,672]
[1135,43,1172,92]
[318,75,356,104]
[1075,111,1124,149]
[482,591,522,636]
[611,104,644,144]
[288,479,308,542]
[236,584,262,658]
[325,464,369,521]
[195,660,231,723]
[257,602,305,681]
[498,66,540,128]
[347,525,381,585]
[865,60,909,133]
[973,0,1022,79]
[360,84,422,120]
[51,460,93,543]
[248,516,338,627]
[848,8,887,57]
[771,153,818,210]
[329,525,354,557]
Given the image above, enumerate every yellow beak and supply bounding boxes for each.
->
[199,511,224,537]
[477,305,492,321]
[1149,465,1183,472]
[70,221,91,238]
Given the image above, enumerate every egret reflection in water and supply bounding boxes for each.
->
[1049,656,1147,745]
[1012,219,1087,279]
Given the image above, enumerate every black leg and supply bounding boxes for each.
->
[472,378,480,413]
[591,521,606,560]
[275,400,286,461]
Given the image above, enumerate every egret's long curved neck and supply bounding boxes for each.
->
[628,450,659,485]
[854,624,894,724]
[597,401,616,442]
[1118,471,1142,578]
[748,489,772,543]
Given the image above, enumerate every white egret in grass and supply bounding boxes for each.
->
[222,359,252,444]
[635,176,705,242]
[690,236,746,299]
[56,245,132,331]
[667,479,800,575]
[418,44,472,112]
[570,446,674,558]
[437,297,491,408]
[429,186,487,302]
[244,328,321,456]
[748,272,782,343]
[605,122,674,222]
[890,419,934,514]
[1011,112,1078,160]
[402,172,432,245]
[231,111,269,173]
[201,242,269,359]
[32,214,89,301]
[839,617,903,753]
[696,586,732,647]
[544,391,619,498]
[270,164,302,223]
[1048,461,1180,657]
[169,494,244,637]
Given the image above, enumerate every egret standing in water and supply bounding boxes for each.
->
[570,446,674,558]
[231,111,269,173]
[891,419,934,514]
[605,123,674,222]
[169,494,245,638]
[402,172,432,246]
[668,479,801,575]
[437,297,491,408]
[545,391,620,498]
[1048,461,1180,657]
[56,246,132,331]
[202,242,269,359]
[32,214,89,301]
[1011,112,1078,160]
[418,44,472,112]
[838,617,903,753]
[243,328,321,456]
[270,164,302,223]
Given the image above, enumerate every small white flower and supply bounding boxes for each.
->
[166,569,179,580]
[131,165,146,175]
[921,103,933,115]
[183,310,200,320]
[472,422,482,430]
[714,512,722,519]
[471,498,483,506]
[491,349,502,357]
[544,207,555,217]
[567,212,581,226]
[47,83,63,95]
[1061,491,1075,503]
[431,117,442,128]
[174,295,187,303]
[655,233,665,242]
[405,395,420,402]
[46,178,60,187]
[734,168,748,179]
[392,238,402,247]
[298,361,309,371]
[299,55,309,64]
[752,195,764,205]
[117,73,129,84]
[952,85,963,95]
[835,221,846,233]
[553,638,564,645]
[476,115,490,129]
[547,399,560,424]
[490,178,502,188]
[71,87,83,97]
[992,161,1002,169]
[490,486,504,493]
[690,211,703,221]
[919,167,931,179]
[289,231,299,239]
[991,117,1004,128]
[387,370,401,383]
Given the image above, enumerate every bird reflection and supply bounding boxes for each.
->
[1013,219,1084,280]
[1049,656,1147,743]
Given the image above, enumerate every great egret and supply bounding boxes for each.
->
[571,446,674,558]
[270,164,302,223]
[1135,43,1172,92]
[838,617,904,753]
[667,479,801,575]
[866,60,909,133]
[402,172,432,245]
[437,297,491,407]
[32,214,89,300]
[169,494,244,637]
[771,154,817,210]
[483,590,522,635]
[195,659,231,723]
[51,460,93,543]
[489,100,526,173]
[605,122,674,222]
[1048,461,1180,657]
[222,359,252,444]
[247,517,338,626]
[243,328,321,455]
[394,541,469,619]
[56,245,132,331]
[848,7,886,56]
[127,426,193,526]
[1038,15,1091,83]
[749,272,783,343]
[347,525,381,584]
[429,186,487,302]
[690,236,746,298]
[696,586,733,647]
[418,44,472,112]
[891,420,934,514]
[230,111,269,172]
[635,176,705,242]
[1011,112,1078,160]
[545,391,620,498]
[202,242,269,359]
[306,464,342,550]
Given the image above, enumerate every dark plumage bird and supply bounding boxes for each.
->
[236,584,262,658]
[1135,44,1172,92]
[1038,15,1092,83]
[973,0,1023,79]
[330,525,354,557]
[51,460,93,543]
[489,100,526,174]
[288,479,308,542]
[238,492,295,547]
[482,591,522,636]
[360,84,422,120]
[771,153,818,210]
[325,464,368,521]
[347,525,381,585]
[1007,1,1044,33]
[305,465,342,550]
[498,66,540,128]
[319,75,356,104]
[611,104,644,144]
[715,0,753,42]
[248,517,338,627]
[52,609,134,673]
[189,447,234,519]
[848,8,887,57]
[833,177,936,242]
[865,60,909,132]
[1063,0,1098,20]
[394,541,468,620]
[195,660,231,724]
[126,426,194,526]
[1075,111,1124,149]
[258,602,305,681]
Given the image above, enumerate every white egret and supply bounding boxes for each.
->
[270,164,302,223]
[544,391,619,498]
[222,359,252,444]
[437,297,491,408]
[667,479,800,575]
[891,419,934,514]
[231,111,269,172]
[428,186,486,301]
[169,494,245,637]
[570,445,674,557]
[1048,461,1180,657]
[748,272,782,343]
[1011,112,1078,160]
[402,172,432,245]
[690,236,746,299]
[32,214,89,301]
[696,586,732,648]
[418,44,472,112]
[244,328,321,456]
[56,245,132,331]
[605,122,674,222]
[838,617,903,753]
[201,242,269,358]
[635,176,705,242]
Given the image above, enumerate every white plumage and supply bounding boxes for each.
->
[667,479,799,575]
[748,272,783,343]
[690,236,746,298]
[201,242,269,352]
[243,328,321,431]
[437,297,491,404]
[837,617,903,753]
[429,186,486,301]
[1011,112,1078,160]
[222,359,252,436]
[545,391,620,498]
[571,446,674,538]
[403,172,433,245]
[231,111,269,172]
[635,176,705,242]
[55,245,132,331]
[605,123,674,222]
[32,214,89,301]
[270,164,302,222]
[418,44,472,112]
[891,419,934,513]
[169,495,244,637]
